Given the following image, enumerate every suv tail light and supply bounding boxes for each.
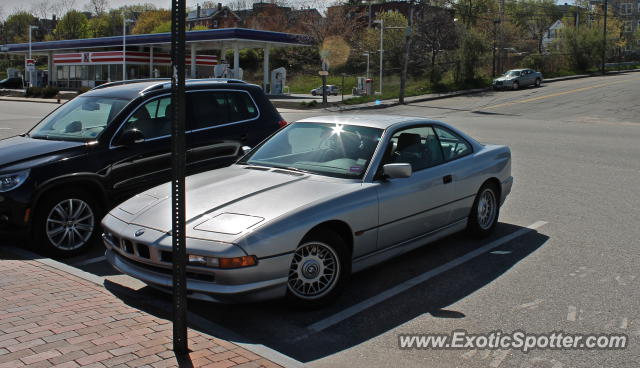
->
[278,119,288,128]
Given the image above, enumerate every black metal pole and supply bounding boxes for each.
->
[602,0,608,75]
[170,0,188,355]
[322,74,327,104]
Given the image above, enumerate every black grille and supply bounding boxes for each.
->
[161,251,173,263]
[136,244,150,259]
[122,239,134,254]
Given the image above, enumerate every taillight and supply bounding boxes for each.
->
[278,119,288,128]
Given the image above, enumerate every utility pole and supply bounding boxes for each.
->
[492,19,500,77]
[498,0,505,74]
[374,18,384,95]
[399,2,414,105]
[170,0,188,355]
[602,0,608,75]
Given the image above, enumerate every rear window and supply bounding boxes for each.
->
[188,90,258,131]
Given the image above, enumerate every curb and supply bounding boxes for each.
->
[1,245,308,368]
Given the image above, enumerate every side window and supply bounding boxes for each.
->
[382,126,444,171]
[121,97,172,140]
[434,127,472,161]
[187,91,230,130]
[227,92,258,122]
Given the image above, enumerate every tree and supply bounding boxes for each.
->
[131,10,170,34]
[88,15,111,37]
[50,0,78,20]
[54,10,90,40]
[3,11,37,43]
[413,6,457,83]
[360,11,408,70]
[507,0,562,54]
[87,0,109,16]
[453,0,497,29]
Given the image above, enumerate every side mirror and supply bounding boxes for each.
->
[241,146,252,155]
[116,129,145,146]
[383,163,412,179]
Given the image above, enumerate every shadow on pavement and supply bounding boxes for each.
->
[103,222,549,363]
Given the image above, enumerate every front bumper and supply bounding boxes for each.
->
[101,215,291,303]
[0,190,31,232]
[105,249,288,303]
[493,81,514,89]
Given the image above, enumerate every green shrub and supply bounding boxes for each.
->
[25,87,42,97]
[41,86,59,98]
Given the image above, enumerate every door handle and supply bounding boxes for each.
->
[443,174,453,184]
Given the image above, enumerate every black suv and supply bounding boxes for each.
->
[0,79,285,255]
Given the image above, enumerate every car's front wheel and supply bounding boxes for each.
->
[535,78,541,87]
[286,230,349,307]
[33,189,102,257]
[467,182,500,237]
[311,91,317,96]
[512,81,519,90]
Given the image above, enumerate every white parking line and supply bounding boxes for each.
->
[72,255,107,267]
[307,221,548,333]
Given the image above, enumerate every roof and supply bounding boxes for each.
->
[0,28,313,54]
[82,78,254,99]
[295,115,440,130]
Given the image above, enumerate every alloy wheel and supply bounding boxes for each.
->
[288,242,340,300]
[45,199,95,251]
[477,189,497,230]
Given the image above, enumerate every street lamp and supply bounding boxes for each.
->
[373,19,383,94]
[362,52,370,78]
[122,18,134,81]
[28,25,38,87]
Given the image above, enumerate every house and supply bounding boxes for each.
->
[186,2,322,34]
[187,3,242,30]
[542,19,564,51]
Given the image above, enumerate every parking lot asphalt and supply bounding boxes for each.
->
[1,72,639,367]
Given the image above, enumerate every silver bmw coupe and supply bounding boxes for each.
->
[102,115,512,306]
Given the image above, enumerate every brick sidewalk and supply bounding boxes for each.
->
[0,256,281,368]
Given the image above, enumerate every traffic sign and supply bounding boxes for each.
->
[318,71,329,76]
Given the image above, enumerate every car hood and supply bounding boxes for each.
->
[110,165,359,243]
[494,76,514,82]
[0,136,86,171]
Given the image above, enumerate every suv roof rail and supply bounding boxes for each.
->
[90,78,171,91]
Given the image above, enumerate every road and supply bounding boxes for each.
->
[1,72,639,367]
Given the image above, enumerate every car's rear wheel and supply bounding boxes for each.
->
[33,189,102,257]
[286,230,349,307]
[535,78,541,87]
[467,182,500,238]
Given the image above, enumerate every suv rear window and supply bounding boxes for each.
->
[188,91,258,131]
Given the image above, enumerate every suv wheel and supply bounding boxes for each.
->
[33,189,102,257]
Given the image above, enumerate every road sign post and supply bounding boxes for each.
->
[170,0,188,356]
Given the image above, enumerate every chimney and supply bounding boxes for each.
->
[218,3,222,11]
[197,4,201,18]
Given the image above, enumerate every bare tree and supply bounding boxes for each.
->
[88,0,110,16]
[50,0,78,19]
[413,5,457,83]
[30,0,52,20]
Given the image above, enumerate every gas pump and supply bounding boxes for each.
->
[353,77,373,96]
[270,67,286,95]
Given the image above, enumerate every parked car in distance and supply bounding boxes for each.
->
[311,85,339,96]
[103,115,513,307]
[493,69,543,90]
[0,77,24,89]
[0,78,286,256]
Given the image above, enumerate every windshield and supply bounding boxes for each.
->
[504,70,521,77]
[29,96,129,142]
[242,122,383,179]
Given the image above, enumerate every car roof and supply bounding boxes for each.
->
[295,115,447,130]
[82,78,251,99]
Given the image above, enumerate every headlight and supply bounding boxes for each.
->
[0,170,30,192]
